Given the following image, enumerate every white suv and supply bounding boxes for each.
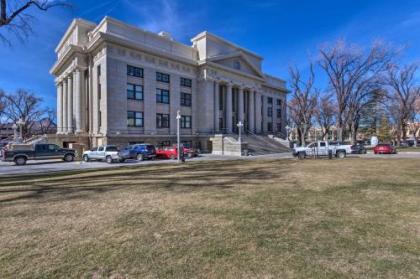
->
[83,145,120,163]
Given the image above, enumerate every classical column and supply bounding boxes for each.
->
[238,87,244,124]
[74,70,82,133]
[62,79,68,133]
[255,91,262,133]
[226,83,233,133]
[56,82,63,134]
[67,75,73,133]
[248,90,255,133]
[214,81,220,133]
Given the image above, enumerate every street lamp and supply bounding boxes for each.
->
[285,125,290,141]
[237,121,244,144]
[16,118,25,143]
[176,110,181,163]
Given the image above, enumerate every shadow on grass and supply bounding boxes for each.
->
[0,160,291,206]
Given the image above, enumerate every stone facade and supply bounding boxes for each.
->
[50,17,288,151]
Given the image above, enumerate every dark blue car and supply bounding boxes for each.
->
[118,144,156,162]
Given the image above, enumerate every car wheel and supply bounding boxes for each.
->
[337,151,346,159]
[14,156,27,166]
[106,156,113,164]
[83,155,90,162]
[170,154,176,160]
[64,154,74,162]
[298,152,305,160]
[136,154,144,161]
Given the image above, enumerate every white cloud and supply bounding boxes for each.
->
[123,0,201,42]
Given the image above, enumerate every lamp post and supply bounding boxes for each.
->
[176,110,181,163]
[237,121,244,144]
[285,125,290,141]
[16,118,25,143]
[12,124,18,143]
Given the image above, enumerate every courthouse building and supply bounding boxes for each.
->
[50,16,287,150]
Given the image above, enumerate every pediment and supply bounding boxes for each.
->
[207,52,264,78]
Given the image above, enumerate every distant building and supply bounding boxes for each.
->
[0,123,14,141]
[50,17,288,150]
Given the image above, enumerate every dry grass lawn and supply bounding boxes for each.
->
[0,158,419,278]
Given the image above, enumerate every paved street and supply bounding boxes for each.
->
[0,152,419,177]
[0,153,294,177]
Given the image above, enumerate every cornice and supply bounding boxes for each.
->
[87,32,199,67]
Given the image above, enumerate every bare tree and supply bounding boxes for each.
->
[0,0,69,44]
[319,40,394,142]
[2,89,47,138]
[288,64,318,146]
[315,93,336,140]
[36,108,56,134]
[384,63,420,146]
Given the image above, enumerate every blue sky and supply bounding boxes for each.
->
[1,0,420,109]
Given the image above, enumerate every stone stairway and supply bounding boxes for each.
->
[243,134,290,155]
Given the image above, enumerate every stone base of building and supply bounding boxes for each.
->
[47,133,214,153]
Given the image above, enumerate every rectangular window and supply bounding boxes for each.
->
[156,113,170,128]
[127,65,144,78]
[276,99,282,106]
[268,107,273,117]
[267,122,273,132]
[156,88,170,104]
[127,83,144,100]
[182,141,193,148]
[127,111,144,127]
[97,64,101,100]
[181,115,192,128]
[180,77,192,87]
[99,111,102,128]
[156,72,170,83]
[181,92,192,106]
[158,140,171,147]
[268,97,273,104]
[277,108,282,118]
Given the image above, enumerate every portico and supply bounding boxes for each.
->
[56,67,87,135]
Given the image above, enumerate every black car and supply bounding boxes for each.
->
[351,144,367,154]
[2,143,75,165]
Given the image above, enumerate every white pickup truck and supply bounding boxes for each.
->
[82,145,120,163]
[292,141,352,160]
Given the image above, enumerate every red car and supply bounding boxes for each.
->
[373,144,397,154]
[156,145,198,159]
[156,146,185,159]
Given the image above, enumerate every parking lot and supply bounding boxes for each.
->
[1,151,420,176]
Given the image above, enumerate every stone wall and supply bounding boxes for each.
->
[210,134,248,156]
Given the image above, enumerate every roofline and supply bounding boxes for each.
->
[55,18,96,53]
[93,16,198,55]
[191,31,263,60]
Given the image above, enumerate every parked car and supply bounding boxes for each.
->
[373,144,397,154]
[82,145,120,163]
[1,143,75,166]
[118,144,156,162]
[351,143,367,154]
[292,141,350,159]
[183,146,199,158]
[156,145,185,160]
